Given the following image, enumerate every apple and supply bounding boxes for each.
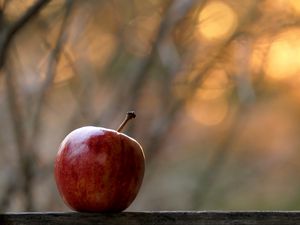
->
[54,112,145,212]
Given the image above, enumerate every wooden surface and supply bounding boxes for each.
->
[1,211,300,225]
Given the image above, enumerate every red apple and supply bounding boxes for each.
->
[54,112,145,212]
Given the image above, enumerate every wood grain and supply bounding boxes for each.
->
[1,211,300,225]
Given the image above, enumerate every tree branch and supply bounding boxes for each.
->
[30,0,74,139]
[0,0,51,69]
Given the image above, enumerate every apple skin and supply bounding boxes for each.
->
[54,126,145,212]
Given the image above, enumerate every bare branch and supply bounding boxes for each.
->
[2,0,73,211]
[127,0,201,110]
[0,0,51,69]
[97,0,201,130]
[30,0,74,139]
[144,0,259,164]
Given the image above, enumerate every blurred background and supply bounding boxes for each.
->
[1,0,300,212]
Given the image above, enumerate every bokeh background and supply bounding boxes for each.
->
[1,0,300,211]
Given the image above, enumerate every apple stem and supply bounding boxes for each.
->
[117,111,136,132]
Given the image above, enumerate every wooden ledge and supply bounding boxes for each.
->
[1,211,300,225]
